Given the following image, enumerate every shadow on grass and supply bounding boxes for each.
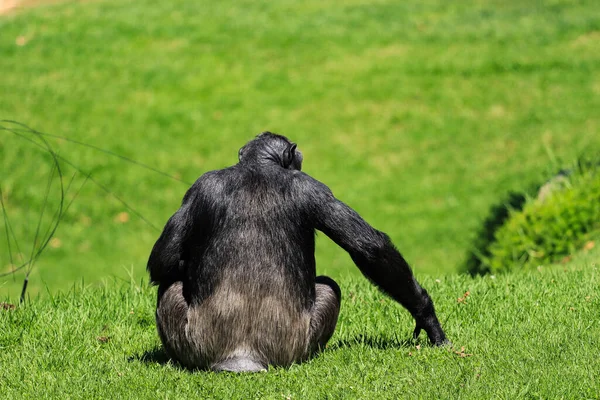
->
[129,348,211,373]
[462,191,528,276]
[330,334,416,350]
[131,335,418,372]
[129,347,173,366]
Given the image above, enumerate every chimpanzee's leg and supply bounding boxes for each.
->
[155,282,192,366]
[306,276,341,355]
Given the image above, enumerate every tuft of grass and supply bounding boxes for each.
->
[1,251,599,398]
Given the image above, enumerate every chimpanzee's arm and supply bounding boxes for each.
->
[306,178,448,345]
[147,181,204,286]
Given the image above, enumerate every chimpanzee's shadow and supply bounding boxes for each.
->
[330,334,416,350]
[131,335,417,371]
[130,347,173,366]
[129,348,204,372]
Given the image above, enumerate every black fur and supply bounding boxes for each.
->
[147,132,447,372]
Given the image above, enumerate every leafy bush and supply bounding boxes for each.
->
[464,157,600,275]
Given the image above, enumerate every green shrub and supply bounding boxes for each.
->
[464,157,600,275]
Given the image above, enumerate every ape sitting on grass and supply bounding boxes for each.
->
[147,132,447,372]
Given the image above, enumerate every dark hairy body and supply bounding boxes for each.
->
[147,132,447,372]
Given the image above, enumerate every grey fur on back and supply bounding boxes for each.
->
[211,356,267,373]
[156,279,315,371]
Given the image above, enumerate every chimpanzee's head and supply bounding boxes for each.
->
[238,132,303,171]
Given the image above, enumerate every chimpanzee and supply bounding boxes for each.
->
[147,132,447,372]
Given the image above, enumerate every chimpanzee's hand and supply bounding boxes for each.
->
[413,316,449,346]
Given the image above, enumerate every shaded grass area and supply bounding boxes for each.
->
[1,251,599,398]
[1,0,600,297]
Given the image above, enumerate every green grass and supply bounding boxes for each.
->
[2,0,600,297]
[2,249,599,398]
[2,1,599,397]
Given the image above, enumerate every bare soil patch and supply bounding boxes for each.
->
[0,0,69,15]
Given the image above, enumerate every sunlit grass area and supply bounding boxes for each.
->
[2,0,600,297]
[2,256,599,398]
[1,0,599,397]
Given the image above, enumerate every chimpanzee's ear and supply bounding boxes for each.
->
[282,143,297,168]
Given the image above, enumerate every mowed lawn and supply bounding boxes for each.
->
[1,256,599,398]
[1,1,600,294]
[1,1,600,398]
